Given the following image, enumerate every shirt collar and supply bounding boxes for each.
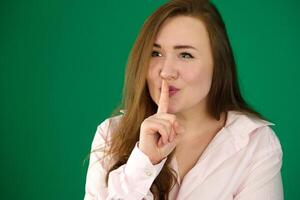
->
[119,109,274,148]
[224,110,275,150]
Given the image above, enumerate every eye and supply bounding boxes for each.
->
[151,50,162,57]
[179,52,194,59]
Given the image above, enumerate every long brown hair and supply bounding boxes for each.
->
[101,0,264,199]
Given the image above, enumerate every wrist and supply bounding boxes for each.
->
[137,142,162,165]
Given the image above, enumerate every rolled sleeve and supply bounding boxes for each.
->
[107,142,167,199]
[84,117,168,200]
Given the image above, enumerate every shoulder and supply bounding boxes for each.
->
[227,112,284,199]
[226,111,282,156]
[96,114,123,136]
[91,114,124,150]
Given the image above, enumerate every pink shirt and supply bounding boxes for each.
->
[84,111,284,199]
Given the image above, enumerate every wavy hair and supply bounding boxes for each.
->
[100,0,264,199]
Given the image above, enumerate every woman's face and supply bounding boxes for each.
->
[146,15,214,114]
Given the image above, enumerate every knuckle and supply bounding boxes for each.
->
[164,113,176,122]
[170,115,177,122]
[165,123,172,133]
[162,127,170,138]
[160,123,168,133]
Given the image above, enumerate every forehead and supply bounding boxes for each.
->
[154,15,209,47]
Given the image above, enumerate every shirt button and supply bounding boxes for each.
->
[145,170,153,176]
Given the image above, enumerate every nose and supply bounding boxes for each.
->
[159,58,179,80]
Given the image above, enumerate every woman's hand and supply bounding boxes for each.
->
[139,80,185,164]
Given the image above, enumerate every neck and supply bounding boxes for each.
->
[175,104,226,140]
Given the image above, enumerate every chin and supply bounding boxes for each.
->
[167,106,180,114]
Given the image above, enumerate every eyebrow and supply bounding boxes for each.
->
[153,43,198,50]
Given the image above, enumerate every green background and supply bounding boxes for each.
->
[1,0,299,199]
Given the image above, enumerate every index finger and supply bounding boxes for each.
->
[157,79,169,113]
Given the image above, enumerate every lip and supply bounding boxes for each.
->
[169,90,179,97]
[159,85,180,97]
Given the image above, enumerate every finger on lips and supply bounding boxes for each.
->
[157,79,169,114]
[156,80,184,146]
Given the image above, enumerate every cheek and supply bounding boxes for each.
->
[146,70,156,89]
[183,64,213,90]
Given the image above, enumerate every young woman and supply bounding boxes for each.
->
[84,0,283,199]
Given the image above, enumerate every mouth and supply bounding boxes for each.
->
[169,90,179,97]
[159,86,180,96]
